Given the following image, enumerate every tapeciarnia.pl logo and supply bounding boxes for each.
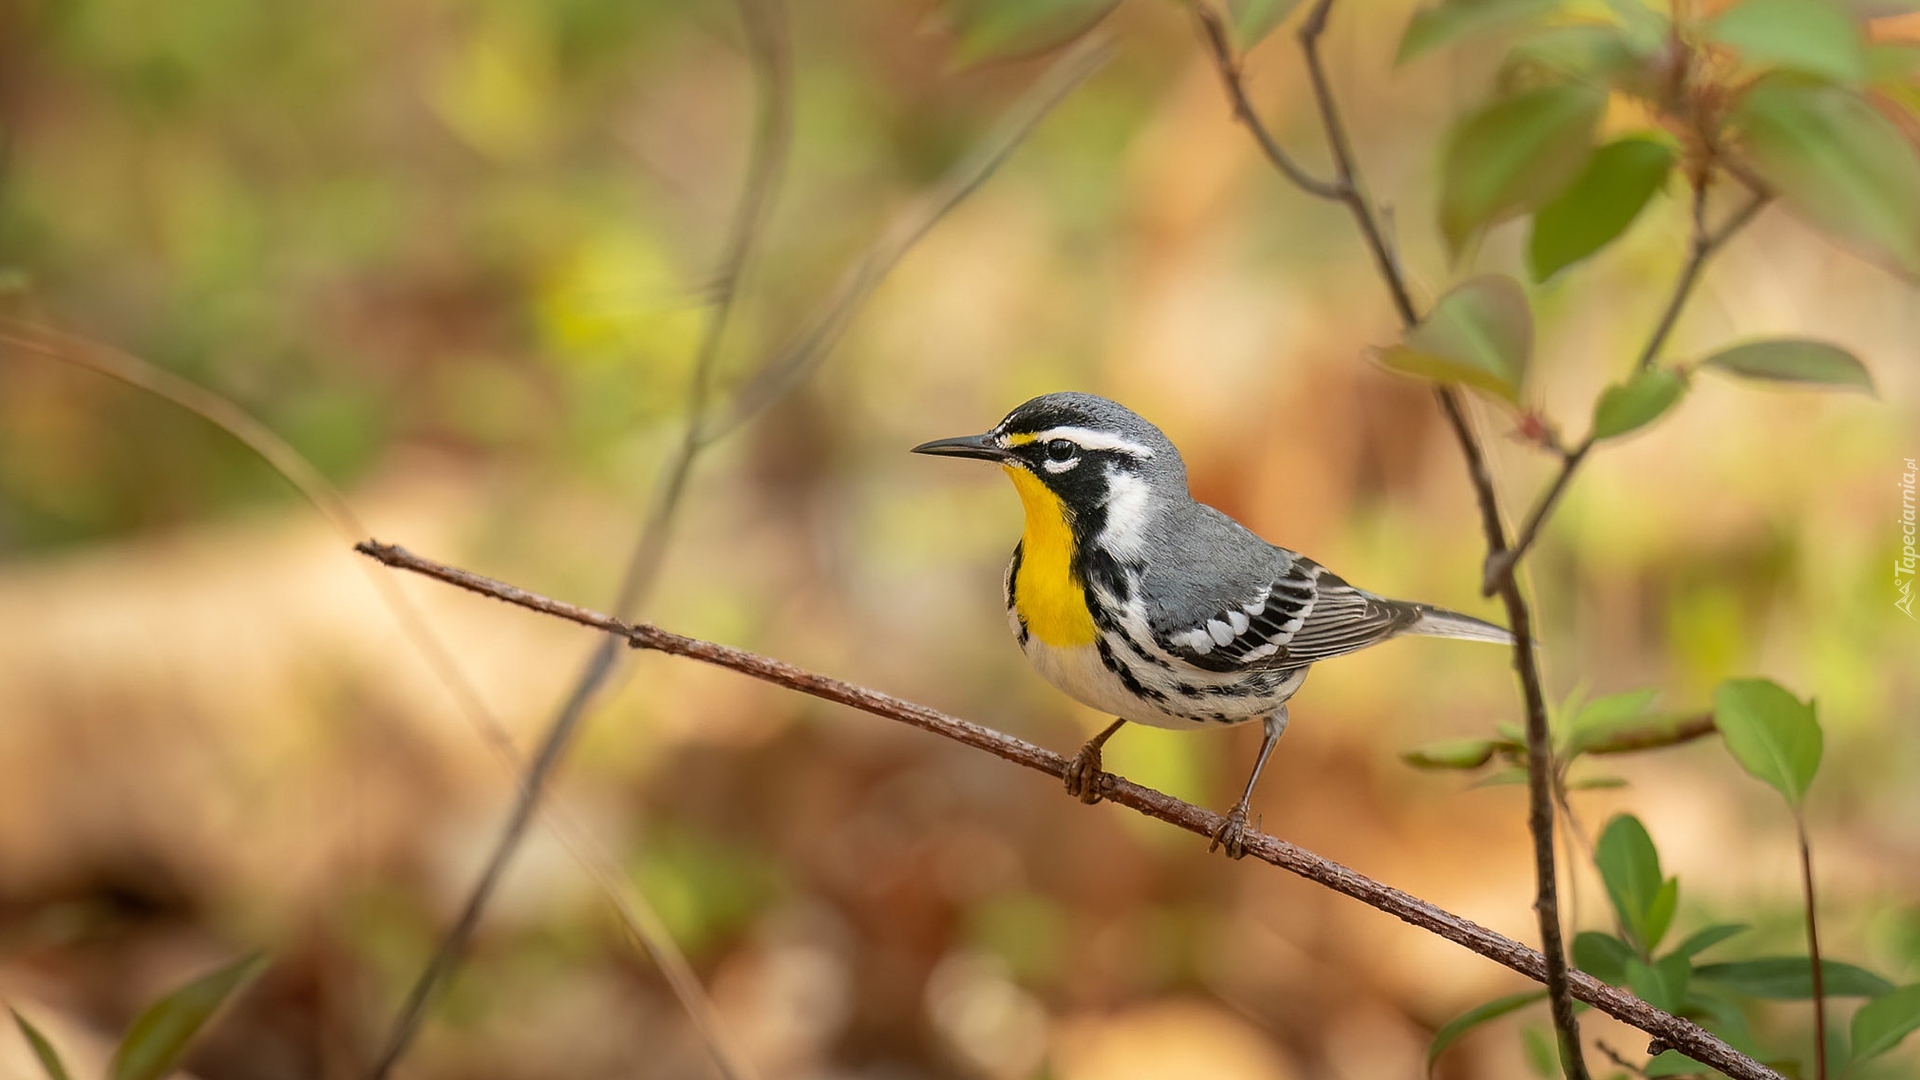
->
[1899,457,1917,619]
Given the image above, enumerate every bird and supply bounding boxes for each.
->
[912,392,1513,858]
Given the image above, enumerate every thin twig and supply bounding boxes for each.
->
[1796,810,1828,1080]
[1482,439,1590,596]
[364,26,1106,1080]
[1481,181,1770,594]
[1293,0,1421,327]
[1634,183,1770,374]
[354,540,1786,1080]
[1192,6,1344,200]
[0,321,756,1080]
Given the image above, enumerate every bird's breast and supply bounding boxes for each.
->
[1003,465,1097,648]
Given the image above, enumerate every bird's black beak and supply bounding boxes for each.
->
[910,432,1010,462]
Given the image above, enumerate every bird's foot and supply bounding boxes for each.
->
[1063,741,1107,805]
[1208,803,1254,860]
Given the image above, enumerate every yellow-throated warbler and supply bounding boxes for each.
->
[914,392,1512,857]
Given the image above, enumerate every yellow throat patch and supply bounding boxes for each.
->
[1004,465,1098,647]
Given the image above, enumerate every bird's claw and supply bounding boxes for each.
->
[1208,805,1253,859]
[1063,743,1106,804]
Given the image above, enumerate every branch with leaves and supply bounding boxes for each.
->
[1165,0,1906,1073]
[353,538,1802,1080]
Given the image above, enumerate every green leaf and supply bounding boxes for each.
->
[1404,737,1504,769]
[1440,84,1606,252]
[1425,989,1549,1076]
[1589,367,1681,440]
[1567,774,1629,790]
[10,1010,73,1080]
[1645,877,1679,955]
[1397,0,1564,65]
[1867,41,1920,83]
[1686,990,1767,1055]
[1850,984,1920,1063]
[1574,931,1636,984]
[1520,1024,1557,1078]
[1228,0,1306,48]
[1602,0,1670,52]
[1562,688,1661,754]
[1712,678,1823,806]
[1471,766,1531,788]
[1627,953,1692,1012]
[1502,24,1644,85]
[1694,957,1895,999]
[1529,137,1675,280]
[947,0,1118,63]
[1670,923,1749,960]
[1734,76,1920,280]
[1700,339,1875,394]
[1595,814,1676,952]
[110,952,267,1080]
[1377,275,1533,402]
[1709,0,1867,83]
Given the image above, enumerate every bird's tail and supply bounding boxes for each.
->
[1405,604,1514,646]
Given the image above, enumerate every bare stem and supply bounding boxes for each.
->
[1192,6,1343,200]
[355,539,1786,1080]
[1798,809,1829,1080]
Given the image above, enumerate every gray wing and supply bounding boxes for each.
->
[1143,515,1420,672]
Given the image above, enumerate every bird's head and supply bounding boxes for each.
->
[911,393,1185,535]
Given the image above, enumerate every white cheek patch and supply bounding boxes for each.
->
[1097,467,1151,560]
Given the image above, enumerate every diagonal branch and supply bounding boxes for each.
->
[354,539,1786,1080]
[363,27,1109,1080]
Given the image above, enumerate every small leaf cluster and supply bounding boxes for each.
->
[1402,684,1701,793]
[1420,681,1920,1076]
[1372,0,1895,439]
[1374,278,1873,447]
[1403,0,1920,281]
[10,953,265,1080]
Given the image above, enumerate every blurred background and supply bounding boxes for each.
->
[1,0,1916,1077]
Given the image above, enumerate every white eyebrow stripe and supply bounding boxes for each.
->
[1028,426,1156,457]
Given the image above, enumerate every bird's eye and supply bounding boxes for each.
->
[1046,439,1078,462]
